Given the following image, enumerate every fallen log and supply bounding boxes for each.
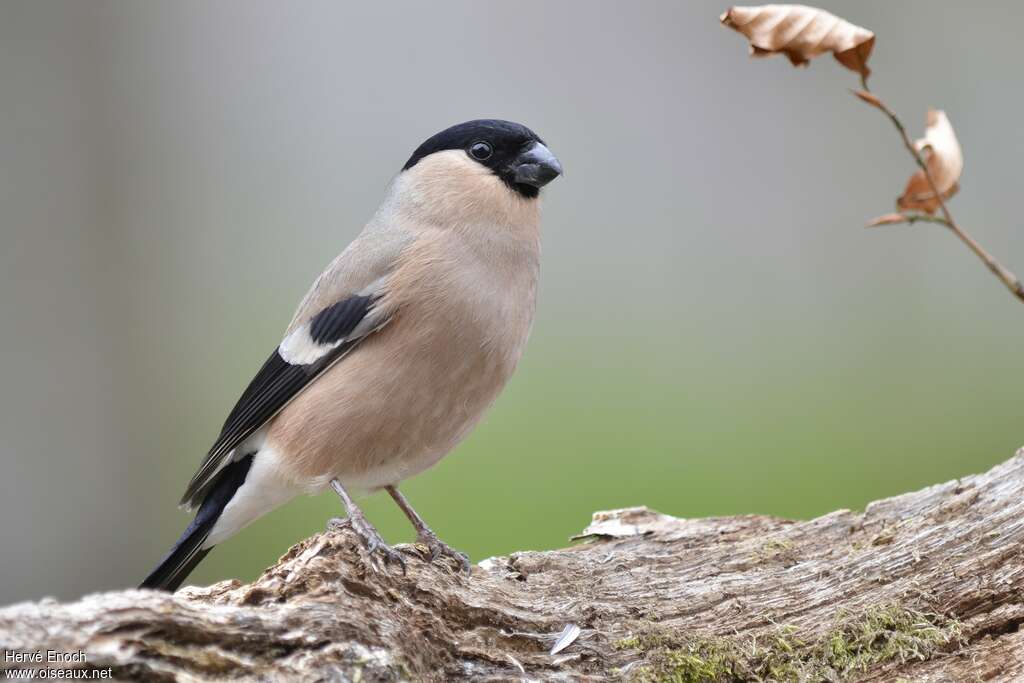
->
[3,449,1024,681]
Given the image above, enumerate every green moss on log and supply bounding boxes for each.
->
[615,604,963,682]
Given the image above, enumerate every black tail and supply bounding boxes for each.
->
[140,455,254,591]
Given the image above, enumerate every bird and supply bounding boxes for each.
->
[140,119,562,591]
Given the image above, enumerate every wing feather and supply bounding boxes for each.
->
[179,292,386,509]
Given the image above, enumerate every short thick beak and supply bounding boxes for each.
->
[513,142,563,189]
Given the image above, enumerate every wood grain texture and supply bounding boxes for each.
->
[3,449,1024,681]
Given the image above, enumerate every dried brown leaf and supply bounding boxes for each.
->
[721,5,875,77]
[866,213,908,227]
[896,110,963,214]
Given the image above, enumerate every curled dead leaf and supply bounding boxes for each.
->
[897,110,963,214]
[721,5,875,78]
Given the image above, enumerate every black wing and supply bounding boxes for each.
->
[180,294,378,509]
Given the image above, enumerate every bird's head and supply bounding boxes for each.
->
[392,119,561,228]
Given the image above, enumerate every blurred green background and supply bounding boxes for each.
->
[1,1,1021,603]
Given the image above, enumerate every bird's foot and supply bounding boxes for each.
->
[330,514,406,574]
[413,527,471,575]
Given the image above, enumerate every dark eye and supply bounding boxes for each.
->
[469,141,493,161]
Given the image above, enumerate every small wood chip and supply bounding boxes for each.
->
[506,653,525,673]
[550,623,581,655]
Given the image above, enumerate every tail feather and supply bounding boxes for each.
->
[140,455,254,591]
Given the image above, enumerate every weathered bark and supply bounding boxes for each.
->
[3,450,1024,682]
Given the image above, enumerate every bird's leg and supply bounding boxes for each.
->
[385,485,471,574]
[329,479,405,573]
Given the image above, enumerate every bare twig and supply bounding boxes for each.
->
[866,212,950,228]
[853,85,1024,303]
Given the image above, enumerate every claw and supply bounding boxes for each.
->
[365,538,407,574]
[384,485,472,575]
[326,516,349,531]
[416,529,471,575]
[328,478,405,574]
[348,512,406,574]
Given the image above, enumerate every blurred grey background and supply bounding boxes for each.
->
[1,1,1021,604]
